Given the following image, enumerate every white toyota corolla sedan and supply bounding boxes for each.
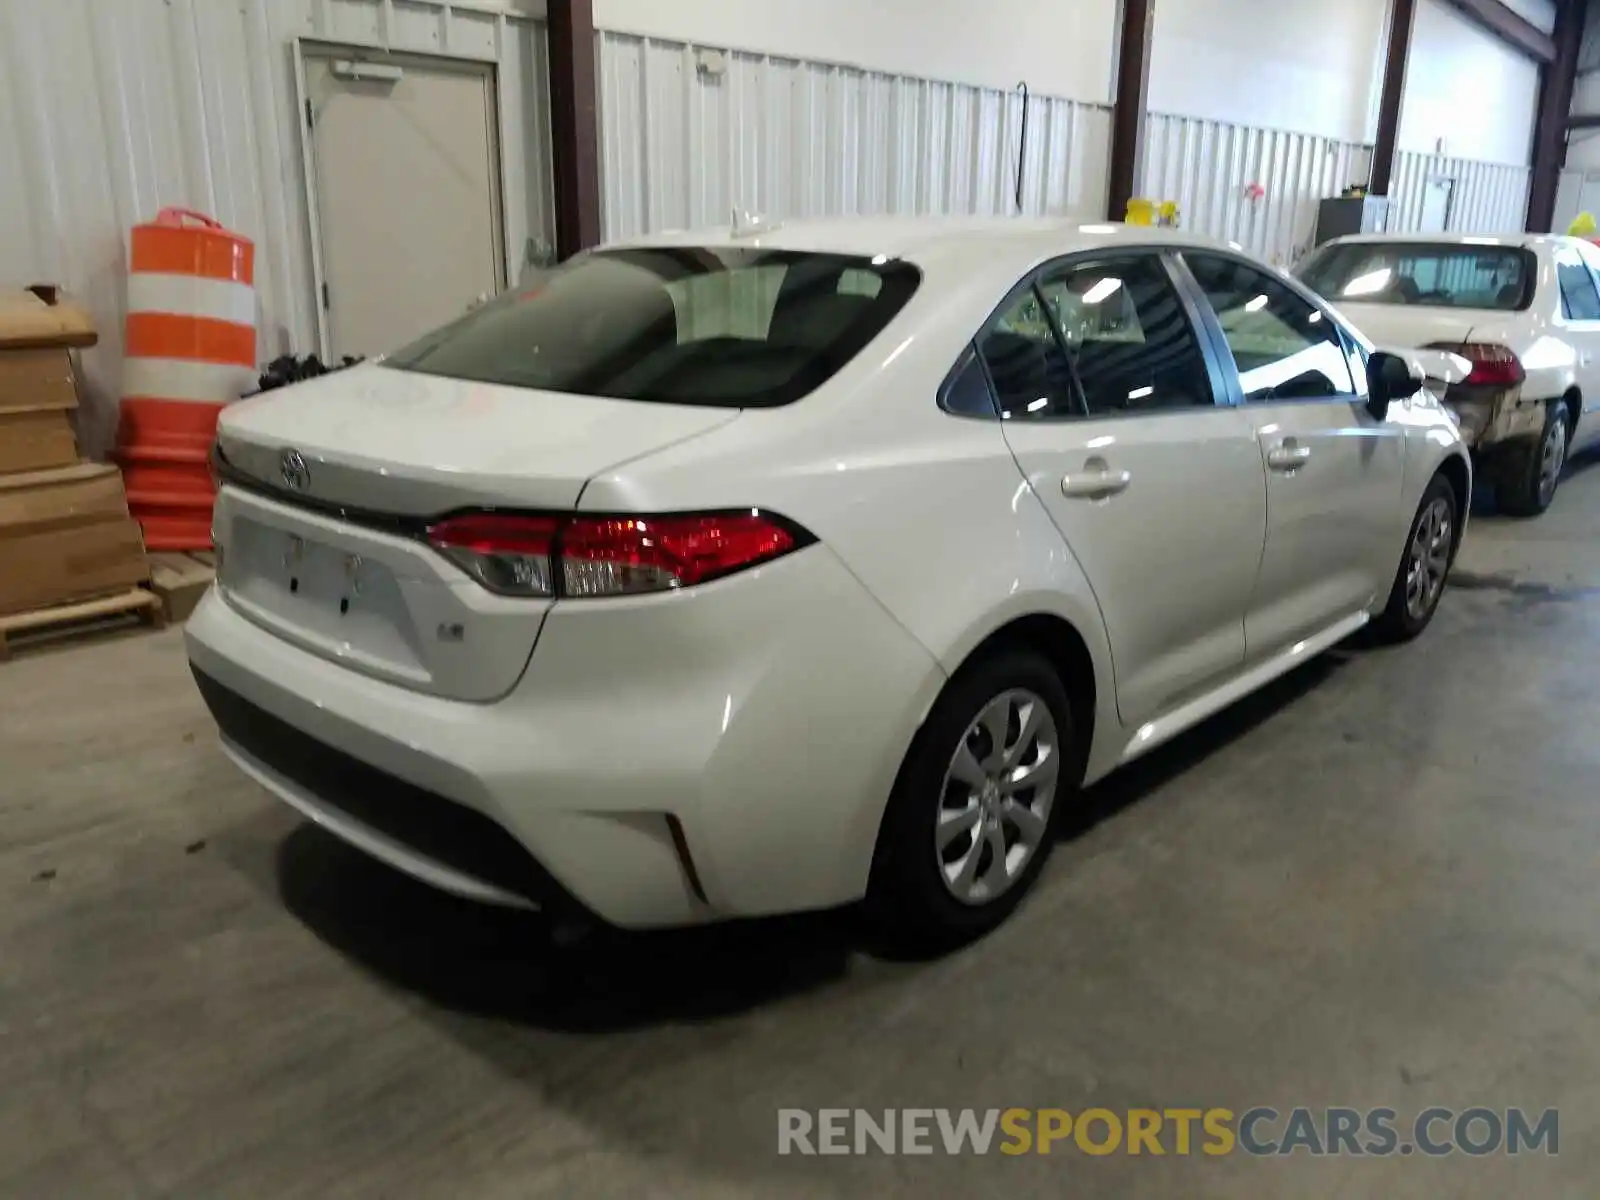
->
[188,217,1469,949]
[1299,232,1600,515]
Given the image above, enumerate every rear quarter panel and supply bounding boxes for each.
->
[579,254,1127,785]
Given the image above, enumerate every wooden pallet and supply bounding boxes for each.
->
[146,552,216,623]
[0,588,166,662]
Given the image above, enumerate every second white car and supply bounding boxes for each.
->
[1300,232,1600,515]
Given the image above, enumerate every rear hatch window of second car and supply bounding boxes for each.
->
[1299,242,1535,311]
[383,247,921,407]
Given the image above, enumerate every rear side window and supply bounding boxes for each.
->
[1037,255,1213,414]
[1556,249,1600,321]
[942,347,998,417]
[977,287,1079,418]
[384,247,920,407]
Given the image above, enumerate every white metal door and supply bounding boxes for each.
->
[1418,177,1454,234]
[994,254,1267,727]
[304,51,506,359]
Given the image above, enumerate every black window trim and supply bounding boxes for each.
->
[936,341,1002,419]
[937,245,1234,423]
[1173,248,1368,409]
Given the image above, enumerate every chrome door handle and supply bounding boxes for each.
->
[1061,466,1132,498]
[1266,442,1312,472]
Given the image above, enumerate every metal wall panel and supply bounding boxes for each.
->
[1143,112,1531,268]
[598,32,1113,241]
[1388,151,1530,234]
[0,0,553,454]
[1143,113,1368,267]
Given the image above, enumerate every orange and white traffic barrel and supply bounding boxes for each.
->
[115,207,256,551]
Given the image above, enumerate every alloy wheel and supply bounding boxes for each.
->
[1538,416,1568,506]
[1404,495,1453,621]
[936,689,1060,906]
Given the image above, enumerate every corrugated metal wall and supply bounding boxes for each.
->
[598,32,1114,241]
[0,0,552,455]
[1142,113,1530,267]
[1,4,1539,456]
[1387,150,1530,234]
[1143,113,1369,266]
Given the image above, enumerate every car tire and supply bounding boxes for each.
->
[865,648,1074,954]
[1371,472,1458,643]
[1495,398,1569,517]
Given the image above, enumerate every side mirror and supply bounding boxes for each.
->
[1365,350,1422,420]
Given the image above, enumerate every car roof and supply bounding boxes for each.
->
[1314,231,1574,254]
[605,215,1238,272]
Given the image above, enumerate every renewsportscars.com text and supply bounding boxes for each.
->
[777,1106,1559,1157]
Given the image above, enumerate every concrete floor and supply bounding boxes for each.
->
[4,457,1600,1199]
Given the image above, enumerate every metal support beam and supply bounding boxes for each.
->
[1528,0,1589,231]
[547,0,602,259]
[1370,0,1418,197]
[1106,0,1154,221]
[1437,0,1556,63]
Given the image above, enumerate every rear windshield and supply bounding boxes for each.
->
[384,247,921,407]
[1298,242,1535,311]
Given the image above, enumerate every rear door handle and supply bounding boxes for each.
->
[1266,442,1312,472]
[1061,465,1132,499]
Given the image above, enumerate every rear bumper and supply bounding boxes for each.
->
[1447,387,1547,451]
[185,545,944,929]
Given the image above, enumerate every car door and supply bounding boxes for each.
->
[1179,252,1405,660]
[988,251,1268,727]
[1561,242,1600,453]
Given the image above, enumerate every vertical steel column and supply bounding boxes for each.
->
[1370,0,1419,198]
[548,0,602,258]
[1107,0,1155,221]
[1528,0,1589,232]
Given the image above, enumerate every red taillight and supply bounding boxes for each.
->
[1430,342,1524,387]
[426,514,559,596]
[425,510,804,598]
[561,513,798,596]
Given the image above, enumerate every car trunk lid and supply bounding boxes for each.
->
[217,363,741,513]
[212,365,740,700]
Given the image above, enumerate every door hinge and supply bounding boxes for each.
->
[305,98,314,129]
[321,282,330,309]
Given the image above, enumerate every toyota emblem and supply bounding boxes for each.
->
[280,448,310,491]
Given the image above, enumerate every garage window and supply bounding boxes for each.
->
[385,247,920,407]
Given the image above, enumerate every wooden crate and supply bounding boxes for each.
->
[0,588,166,662]
[146,552,216,623]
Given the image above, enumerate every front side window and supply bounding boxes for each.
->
[1556,249,1600,321]
[1298,241,1533,311]
[384,247,920,407]
[1187,254,1354,401]
[1036,255,1213,415]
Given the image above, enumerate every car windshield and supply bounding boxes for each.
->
[383,247,920,407]
[1298,242,1534,311]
